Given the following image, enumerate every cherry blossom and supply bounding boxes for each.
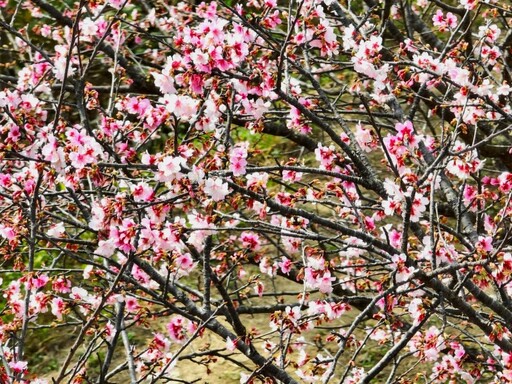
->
[432,10,458,31]
[166,316,190,344]
[203,177,230,201]
[1,1,512,383]
[229,143,249,176]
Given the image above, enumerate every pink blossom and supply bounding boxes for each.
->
[95,239,116,258]
[28,274,49,290]
[278,256,292,274]
[367,327,390,342]
[388,228,402,248]
[101,322,115,343]
[30,291,49,315]
[432,10,444,27]
[259,257,275,276]
[424,326,446,362]
[7,124,21,142]
[246,172,269,189]
[484,214,496,234]
[10,297,25,318]
[53,45,75,81]
[79,18,98,41]
[125,96,151,116]
[382,179,404,217]
[282,235,301,254]
[293,31,307,45]
[157,155,187,182]
[52,277,71,293]
[242,97,270,120]
[51,297,65,320]
[480,46,501,65]
[68,146,100,170]
[254,281,264,297]
[451,341,466,361]
[498,172,512,193]
[108,0,128,9]
[47,222,65,237]
[395,120,419,147]
[409,298,425,326]
[131,182,154,202]
[391,253,417,286]
[167,316,188,343]
[304,258,335,294]
[0,224,16,241]
[409,192,429,222]
[445,142,484,179]
[89,200,106,231]
[460,0,478,10]
[110,218,137,253]
[124,296,140,312]
[203,177,230,201]
[476,236,493,254]
[70,286,89,301]
[262,10,282,29]
[355,123,377,152]
[161,94,199,121]
[9,360,28,374]
[240,231,261,251]
[152,72,177,94]
[315,143,336,169]
[229,144,248,176]
[287,106,311,134]
[153,333,171,351]
[497,83,511,96]
[432,10,458,30]
[226,336,237,351]
[131,264,151,284]
[478,24,501,43]
[83,265,94,279]
[282,169,303,182]
[175,252,196,275]
[462,184,478,211]
[317,271,335,294]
